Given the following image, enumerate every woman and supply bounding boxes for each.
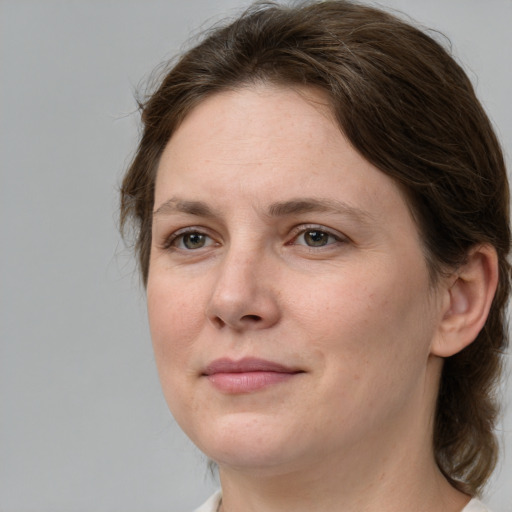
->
[120,1,510,511]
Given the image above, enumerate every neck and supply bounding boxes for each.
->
[218,444,469,512]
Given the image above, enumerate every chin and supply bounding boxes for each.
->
[189,412,303,472]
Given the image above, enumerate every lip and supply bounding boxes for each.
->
[202,357,303,394]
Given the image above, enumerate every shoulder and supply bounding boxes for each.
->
[193,491,222,512]
[462,498,493,512]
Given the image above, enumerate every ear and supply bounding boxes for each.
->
[431,245,499,358]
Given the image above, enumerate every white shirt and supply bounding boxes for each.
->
[193,492,491,512]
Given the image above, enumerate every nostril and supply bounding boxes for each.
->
[210,314,262,329]
[242,314,262,322]
[212,316,225,329]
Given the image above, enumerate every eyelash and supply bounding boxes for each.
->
[161,227,216,251]
[289,225,346,249]
[160,225,347,252]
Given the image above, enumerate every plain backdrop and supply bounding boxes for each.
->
[1,1,511,511]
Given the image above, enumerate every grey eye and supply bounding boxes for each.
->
[297,229,338,247]
[181,232,209,249]
[304,230,329,246]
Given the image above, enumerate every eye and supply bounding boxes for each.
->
[293,228,342,247]
[168,230,215,250]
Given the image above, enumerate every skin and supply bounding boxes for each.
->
[147,84,477,512]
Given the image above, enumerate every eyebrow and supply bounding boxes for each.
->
[153,196,374,224]
[267,198,373,223]
[153,199,218,218]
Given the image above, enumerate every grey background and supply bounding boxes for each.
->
[1,0,511,511]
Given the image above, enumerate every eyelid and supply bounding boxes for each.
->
[157,223,348,251]
[160,226,217,250]
[289,224,349,246]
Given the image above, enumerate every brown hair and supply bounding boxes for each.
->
[120,0,510,495]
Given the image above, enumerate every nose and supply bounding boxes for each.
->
[205,249,281,331]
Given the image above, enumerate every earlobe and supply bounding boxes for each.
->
[431,245,499,358]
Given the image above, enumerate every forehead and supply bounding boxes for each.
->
[155,84,419,238]
[159,84,338,172]
[158,85,348,187]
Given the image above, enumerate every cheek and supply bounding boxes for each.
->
[147,274,207,370]
[295,260,435,374]
[299,277,435,438]
[146,276,211,430]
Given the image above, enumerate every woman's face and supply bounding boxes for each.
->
[147,85,446,475]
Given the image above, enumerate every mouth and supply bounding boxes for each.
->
[202,357,304,394]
